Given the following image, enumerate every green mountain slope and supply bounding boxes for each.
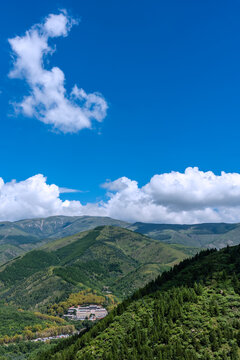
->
[0,222,39,265]
[0,216,129,266]
[0,226,196,309]
[128,222,240,248]
[36,245,240,360]
[0,304,72,340]
[0,302,78,360]
[2,216,240,267]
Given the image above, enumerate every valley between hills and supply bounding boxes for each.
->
[0,217,240,359]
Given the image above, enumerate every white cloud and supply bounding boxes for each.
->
[3,168,240,223]
[99,167,240,223]
[0,175,84,221]
[59,187,82,193]
[8,10,107,133]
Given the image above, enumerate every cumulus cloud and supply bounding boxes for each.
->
[97,168,240,223]
[0,175,84,221]
[3,168,240,223]
[8,10,107,133]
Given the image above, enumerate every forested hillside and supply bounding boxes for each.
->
[0,216,128,265]
[0,226,194,310]
[0,226,197,359]
[36,245,240,360]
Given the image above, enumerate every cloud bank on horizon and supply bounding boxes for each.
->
[8,10,107,133]
[2,167,240,224]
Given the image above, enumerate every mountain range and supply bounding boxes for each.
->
[0,216,128,265]
[1,215,240,266]
[129,221,240,248]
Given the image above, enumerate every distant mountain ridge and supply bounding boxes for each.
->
[128,221,240,249]
[0,216,129,265]
[1,215,240,266]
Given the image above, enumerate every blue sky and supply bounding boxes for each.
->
[1,1,240,223]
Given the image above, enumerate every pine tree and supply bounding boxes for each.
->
[230,341,239,360]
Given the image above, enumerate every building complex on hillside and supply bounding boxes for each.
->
[64,304,108,321]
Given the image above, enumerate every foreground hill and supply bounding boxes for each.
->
[0,216,128,265]
[0,226,195,310]
[129,222,240,249]
[36,245,240,360]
